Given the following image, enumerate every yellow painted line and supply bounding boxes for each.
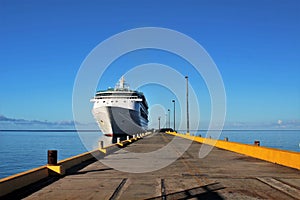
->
[99,148,107,154]
[0,165,47,183]
[0,166,49,197]
[47,165,65,175]
[117,143,124,147]
[166,132,300,170]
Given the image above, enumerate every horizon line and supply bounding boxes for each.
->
[0,129,299,132]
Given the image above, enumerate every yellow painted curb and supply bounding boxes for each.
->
[47,165,65,175]
[166,131,300,170]
[117,143,124,147]
[99,148,107,154]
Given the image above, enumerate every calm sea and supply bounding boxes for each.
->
[0,130,299,179]
[0,131,102,179]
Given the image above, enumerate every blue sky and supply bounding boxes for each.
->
[0,0,299,130]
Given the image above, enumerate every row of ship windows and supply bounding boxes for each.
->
[96,97,139,99]
[96,100,134,103]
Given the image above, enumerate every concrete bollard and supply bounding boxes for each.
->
[225,137,229,141]
[254,141,260,146]
[117,137,120,143]
[133,134,135,138]
[48,150,58,165]
[99,140,104,149]
[127,135,130,140]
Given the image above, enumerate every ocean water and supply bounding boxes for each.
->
[0,131,103,179]
[225,130,300,152]
[0,130,299,179]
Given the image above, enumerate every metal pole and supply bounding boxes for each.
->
[172,100,175,131]
[165,114,167,128]
[168,109,170,129]
[99,140,104,149]
[185,76,190,134]
[158,116,161,130]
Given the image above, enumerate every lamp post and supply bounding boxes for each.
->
[168,109,170,129]
[172,100,175,131]
[185,76,190,134]
[158,116,161,130]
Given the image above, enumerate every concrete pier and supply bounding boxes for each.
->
[4,132,300,199]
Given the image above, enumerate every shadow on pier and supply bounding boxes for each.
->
[146,182,225,200]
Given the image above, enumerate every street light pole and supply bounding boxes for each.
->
[168,109,170,129]
[165,113,167,128]
[158,116,161,130]
[185,76,190,134]
[172,100,175,131]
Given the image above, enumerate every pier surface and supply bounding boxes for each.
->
[24,132,300,199]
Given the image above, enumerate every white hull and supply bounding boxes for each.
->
[92,106,147,137]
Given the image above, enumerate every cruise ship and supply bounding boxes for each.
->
[90,77,148,142]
